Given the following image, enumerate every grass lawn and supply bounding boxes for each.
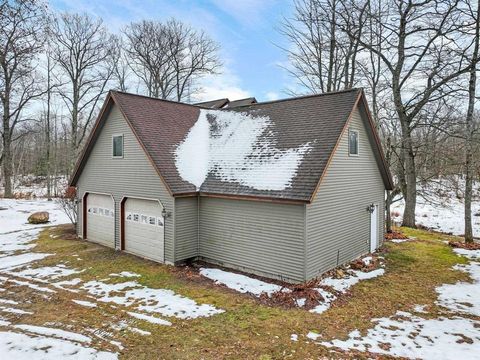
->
[2,225,471,359]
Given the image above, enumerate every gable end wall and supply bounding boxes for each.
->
[75,104,175,263]
[306,104,385,279]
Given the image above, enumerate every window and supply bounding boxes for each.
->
[157,217,164,227]
[149,216,156,225]
[126,213,132,221]
[349,129,359,156]
[141,215,148,224]
[112,135,123,158]
[133,213,139,222]
[99,208,104,216]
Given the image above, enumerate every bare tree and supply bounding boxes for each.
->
[462,0,480,243]
[0,0,47,198]
[345,0,476,228]
[279,0,366,94]
[110,35,130,92]
[52,12,116,168]
[123,19,221,101]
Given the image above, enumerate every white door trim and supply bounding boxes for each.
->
[370,204,378,253]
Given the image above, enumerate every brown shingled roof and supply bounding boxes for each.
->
[225,97,257,108]
[194,98,229,109]
[70,89,393,202]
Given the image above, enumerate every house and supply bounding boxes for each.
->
[69,88,393,283]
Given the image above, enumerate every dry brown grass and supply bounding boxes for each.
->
[0,225,470,359]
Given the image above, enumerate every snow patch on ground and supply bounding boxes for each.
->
[0,198,71,234]
[82,280,224,319]
[391,238,409,243]
[320,269,385,293]
[436,261,480,316]
[175,109,312,191]
[0,331,117,360]
[14,324,92,343]
[320,246,480,358]
[110,271,140,278]
[72,300,97,308]
[200,265,384,314]
[453,248,480,260]
[413,304,428,313]
[391,179,480,237]
[321,312,480,360]
[127,312,172,326]
[310,269,385,315]
[0,252,52,270]
[307,331,320,340]
[199,267,283,296]
[11,265,81,281]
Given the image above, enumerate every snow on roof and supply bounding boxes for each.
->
[175,109,312,191]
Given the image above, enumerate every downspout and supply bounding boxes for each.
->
[197,195,200,259]
[303,203,307,282]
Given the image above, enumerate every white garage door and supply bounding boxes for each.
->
[86,193,114,248]
[124,198,164,262]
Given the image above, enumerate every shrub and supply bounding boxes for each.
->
[56,186,77,225]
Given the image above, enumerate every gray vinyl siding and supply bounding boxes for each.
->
[306,105,385,279]
[75,104,175,263]
[199,197,306,283]
[174,196,198,262]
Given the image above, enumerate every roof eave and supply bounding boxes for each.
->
[172,191,310,204]
[69,92,115,187]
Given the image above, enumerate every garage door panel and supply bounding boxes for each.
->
[124,198,164,262]
[86,193,114,248]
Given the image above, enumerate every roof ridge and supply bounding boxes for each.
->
[110,88,362,111]
[229,88,362,109]
[195,98,229,104]
[110,90,209,109]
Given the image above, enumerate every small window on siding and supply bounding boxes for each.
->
[349,129,359,156]
[112,135,123,158]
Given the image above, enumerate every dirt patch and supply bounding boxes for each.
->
[384,230,408,240]
[258,279,328,309]
[449,241,480,250]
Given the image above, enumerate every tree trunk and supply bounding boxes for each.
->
[2,95,13,198]
[2,135,13,198]
[70,82,79,172]
[401,134,417,228]
[46,56,52,201]
[464,0,480,244]
[393,78,417,228]
[385,191,393,233]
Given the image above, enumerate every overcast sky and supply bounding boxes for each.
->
[50,0,295,102]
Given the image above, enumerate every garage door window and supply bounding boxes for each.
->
[89,207,113,217]
[157,217,164,227]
